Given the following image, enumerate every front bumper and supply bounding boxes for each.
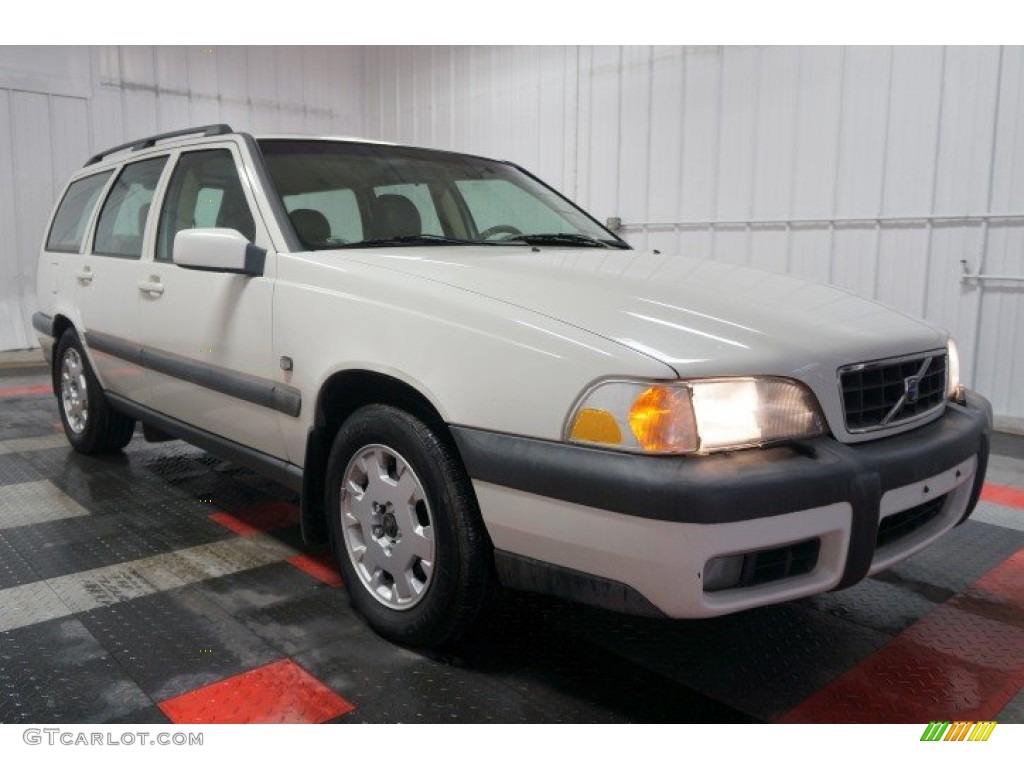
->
[452,390,991,618]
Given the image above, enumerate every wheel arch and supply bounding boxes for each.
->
[301,368,464,545]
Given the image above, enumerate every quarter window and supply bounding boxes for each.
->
[156,150,256,263]
[46,171,112,253]
[93,157,168,258]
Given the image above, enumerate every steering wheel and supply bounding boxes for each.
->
[478,225,523,241]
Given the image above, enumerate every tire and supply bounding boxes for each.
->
[54,329,135,455]
[326,404,496,647]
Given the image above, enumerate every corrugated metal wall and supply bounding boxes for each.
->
[364,45,1024,427]
[0,45,363,351]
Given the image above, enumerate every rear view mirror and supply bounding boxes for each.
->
[173,229,266,276]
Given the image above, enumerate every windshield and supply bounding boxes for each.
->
[258,140,628,250]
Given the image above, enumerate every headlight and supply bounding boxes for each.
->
[566,377,825,455]
[947,337,961,399]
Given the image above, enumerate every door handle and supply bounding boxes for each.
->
[75,267,93,284]
[137,278,164,296]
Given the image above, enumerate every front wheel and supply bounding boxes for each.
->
[326,404,495,647]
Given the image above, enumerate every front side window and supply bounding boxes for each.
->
[156,149,256,263]
[46,171,112,253]
[93,157,167,258]
[259,140,626,250]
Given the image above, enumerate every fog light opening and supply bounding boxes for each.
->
[703,554,744,592]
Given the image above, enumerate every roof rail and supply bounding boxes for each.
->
[84,124,234,167]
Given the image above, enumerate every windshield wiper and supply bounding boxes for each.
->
[496,233,626,249]
[334,234,477,248]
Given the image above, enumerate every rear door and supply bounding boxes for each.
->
[76,156,169,405]
[138,143,286,458]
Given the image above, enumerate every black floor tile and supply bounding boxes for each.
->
[0,617,152,723]
[0,453,48,487]
[0,532,43,589]
[806,574,945,635]
[75,586,282,702]
[882,519,1024,594]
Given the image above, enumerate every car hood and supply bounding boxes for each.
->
[344,246,945,377]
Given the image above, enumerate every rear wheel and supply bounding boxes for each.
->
[326,404,495,647]
[55,329,135,454]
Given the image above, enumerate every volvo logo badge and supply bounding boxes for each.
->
[904,375,921,404]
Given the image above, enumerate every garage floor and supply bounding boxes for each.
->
[1,363,1023,724]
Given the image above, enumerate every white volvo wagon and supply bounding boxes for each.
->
[34,125,991,646]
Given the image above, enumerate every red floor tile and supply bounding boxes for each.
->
[778,637,1020,724]
[158,659,355,724]
[289,551,344,587]
[209,511,262,537]
[0,384,51,398]
[981,483,1024,511]
[778,548,1024,723]
[209,501,300,537]
[956,548,1024,617]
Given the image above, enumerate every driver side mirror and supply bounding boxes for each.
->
[173,228,266,277]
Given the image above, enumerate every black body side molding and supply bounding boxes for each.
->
[85,331,301,417]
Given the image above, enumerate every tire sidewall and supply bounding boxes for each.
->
[54,330,101,452]
[326,405,469,645]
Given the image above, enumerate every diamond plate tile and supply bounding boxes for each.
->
[234,587,364,657]
[158,659,354,724]
[970,500,1024,533]
[882,518,1024,593]
[554,596,890,722]
[901,602,1024,673]
[0,480,89,530]
[779,635,1020,723]
[76,586,281,701]
[193,562,332,615]
[0,617,152,723]
[0,580,74,633]
[0,435,71,454]
[806,575,943,635]
[0,532,42,589]
[0,394,60,440]
[0,452,47,487]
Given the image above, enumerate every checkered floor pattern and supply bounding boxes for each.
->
[1,366,1023,723]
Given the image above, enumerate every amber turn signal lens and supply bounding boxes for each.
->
[628,386,698,453]
[569,408,623,445]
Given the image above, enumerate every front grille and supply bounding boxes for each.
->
[876,495,947,549]
[840,352,946,432]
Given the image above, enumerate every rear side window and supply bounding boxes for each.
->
[45,171,112,253]
[156,149,256,262]
[93,157,168,259]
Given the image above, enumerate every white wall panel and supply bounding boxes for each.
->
[0,89,21,348]
[0,45,364,353]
